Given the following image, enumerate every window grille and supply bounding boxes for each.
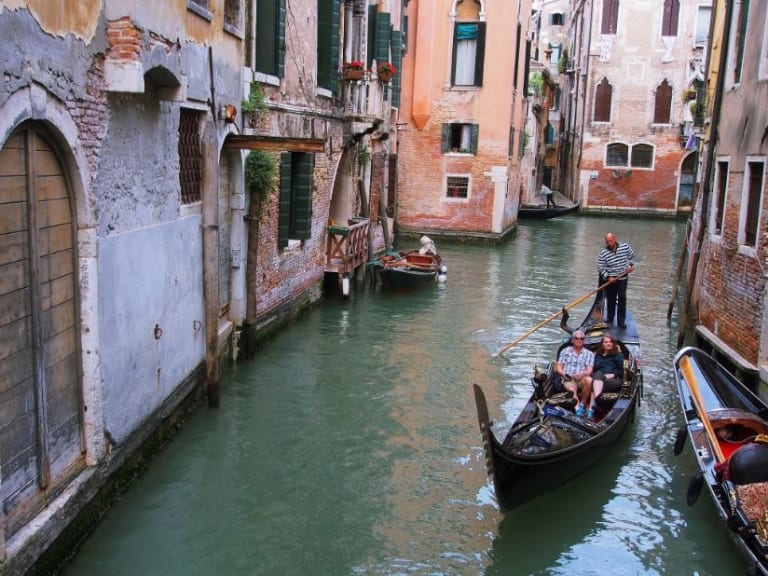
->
[446,176,469,199]
[179,109,202,204]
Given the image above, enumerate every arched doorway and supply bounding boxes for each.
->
[679,151,698,207]
[0,126,84,537]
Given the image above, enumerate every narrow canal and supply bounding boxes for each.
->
[62,217,744,575]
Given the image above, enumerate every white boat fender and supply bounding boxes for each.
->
[437,264,447,282]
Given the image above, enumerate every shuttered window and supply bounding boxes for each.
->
[594,78,612,122]
[653,80,672,124]
[661,0,679,37]
[601,0,619,34]
[278,152,314,248]
[713,161,728,235]
[441,123,479,154]
[743,161,764,247]
[391,29,402,107]
[256,0,286,77]
[317,0,340,92]
[733,0,750,84]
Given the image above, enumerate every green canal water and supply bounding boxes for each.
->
[62,217,745,575]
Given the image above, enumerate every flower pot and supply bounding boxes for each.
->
[344,69,364,81]
[378,70,394,83]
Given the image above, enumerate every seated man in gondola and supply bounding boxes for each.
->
[555,329,594,418]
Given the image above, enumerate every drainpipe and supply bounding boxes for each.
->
[677,0,732,347]
[201,120,220,407]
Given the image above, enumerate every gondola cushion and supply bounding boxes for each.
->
[735,482,768,524]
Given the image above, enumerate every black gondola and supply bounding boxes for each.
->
[474,289,642,510]
[518,202,580,220]
[672,347,768,576]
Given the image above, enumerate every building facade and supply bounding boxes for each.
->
[394,0,532,240]
[560,0,712,215]
[682,0,768,399]
[0,0,400,572]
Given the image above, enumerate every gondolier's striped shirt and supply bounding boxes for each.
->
[597,242,635,279]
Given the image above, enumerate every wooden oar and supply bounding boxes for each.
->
[497,276,618,357]
[679,354,724,505]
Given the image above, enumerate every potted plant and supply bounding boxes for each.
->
[377,62,396,82]
[343,61,366,80]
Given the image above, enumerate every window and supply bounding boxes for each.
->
[446,175,470,199]
[187,0,212,20]
[679,152,697,205]
[441,123,479,154]
[546,123,555,147]
[631,144,654,168]
[601,0,619,35]
[741,160,764,248]
[594,78,612,122]
[712,160,729,235]
[452,22,486,87]
[549,43,561,73]
[606,143,628,167]
[279,152,314,247]
[513,23,521,90]
[661,0,679,37]
[733,0,750,84]
[508,127,516,158]
[695,6,712,45]
[179,109,202,204]
[317,0,340,92]
[551,11,565,26]
[653,80,672,124]
[223,0,242,34]
[256,0,286,77]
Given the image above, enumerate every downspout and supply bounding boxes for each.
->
[677,0,732,347]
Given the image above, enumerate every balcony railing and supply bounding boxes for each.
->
[341,74,389,121]
[325,218,370,276]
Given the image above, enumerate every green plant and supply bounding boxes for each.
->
[529,72,544,95]
[242,82,266,115]
[357,145,370,168]
[245,150,276,209]
[557,51,570,74]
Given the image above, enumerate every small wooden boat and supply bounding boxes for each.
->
[519,202,580,220]
[474,289,642,510]
[672,347,768,576]
[373,250,445,289]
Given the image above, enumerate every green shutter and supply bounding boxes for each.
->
[391,29,402,107]
[256,0,277,75]
[293,153,314,240]
[330,0,340,93]
[367,6,377,68]
[451,24,458,85]
[277,0,286,77]
[279,152,292,248]
[375,13,391,65]
[441,124,451,153]
[317,0,332,89]
[474,22,486,87]
[470,124,479,153]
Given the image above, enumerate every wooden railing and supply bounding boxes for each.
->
[325,219,370,276]
[341,76,388,120]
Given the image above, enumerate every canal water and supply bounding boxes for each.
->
[62,217,745,576]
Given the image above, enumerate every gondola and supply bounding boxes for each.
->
[672,347,768,576]
[518,202,580,220]
[473,289,642,510]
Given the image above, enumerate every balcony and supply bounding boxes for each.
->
[341,73,389,123]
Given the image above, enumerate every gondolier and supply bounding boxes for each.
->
[597,232,635,329]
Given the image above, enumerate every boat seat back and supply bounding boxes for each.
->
[728,441,768,485]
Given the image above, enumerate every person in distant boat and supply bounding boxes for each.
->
[541,184,556,208]
[589,334,625,419]
[555,329,594,418]
[418,235,437,255]
[597,232,635,329]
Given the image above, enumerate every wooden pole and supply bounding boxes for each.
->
[667,221,690,320]
[679,355,724,462]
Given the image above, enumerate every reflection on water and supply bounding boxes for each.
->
[63,217,745,576]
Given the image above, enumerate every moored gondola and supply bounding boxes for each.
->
[672,347,768,576]
[474,289,642,510]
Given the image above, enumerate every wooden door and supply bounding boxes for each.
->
[0,128,83,537]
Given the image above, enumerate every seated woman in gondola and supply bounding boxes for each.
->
[590,334,624,416]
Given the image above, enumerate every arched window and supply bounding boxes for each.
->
[661,0,680,36]
[631,143,654,168]
[606,142,628,166]
[594,78,612,122]
[653,79,672,124]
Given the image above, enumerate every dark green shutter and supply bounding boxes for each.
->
[293,154,314,240]
[391,29,402,107]
[256,0,277,75]
[375,13,391,64]
[317,0,331,89]
[470,124,479,153]
[330,0,340,93]
[277,0,286,77]
[450,24,458,84]
[367,6,377,68]
[441,124,450,153]
[474,22,486,86]
[278,152,292,248]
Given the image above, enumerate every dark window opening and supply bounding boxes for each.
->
[179,109,202,204]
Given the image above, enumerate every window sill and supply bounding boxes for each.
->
[444,152,475,157]
[224,23,244,40]
[253,71,280,86]
[187,1,212,21]
[448,85,481,92]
